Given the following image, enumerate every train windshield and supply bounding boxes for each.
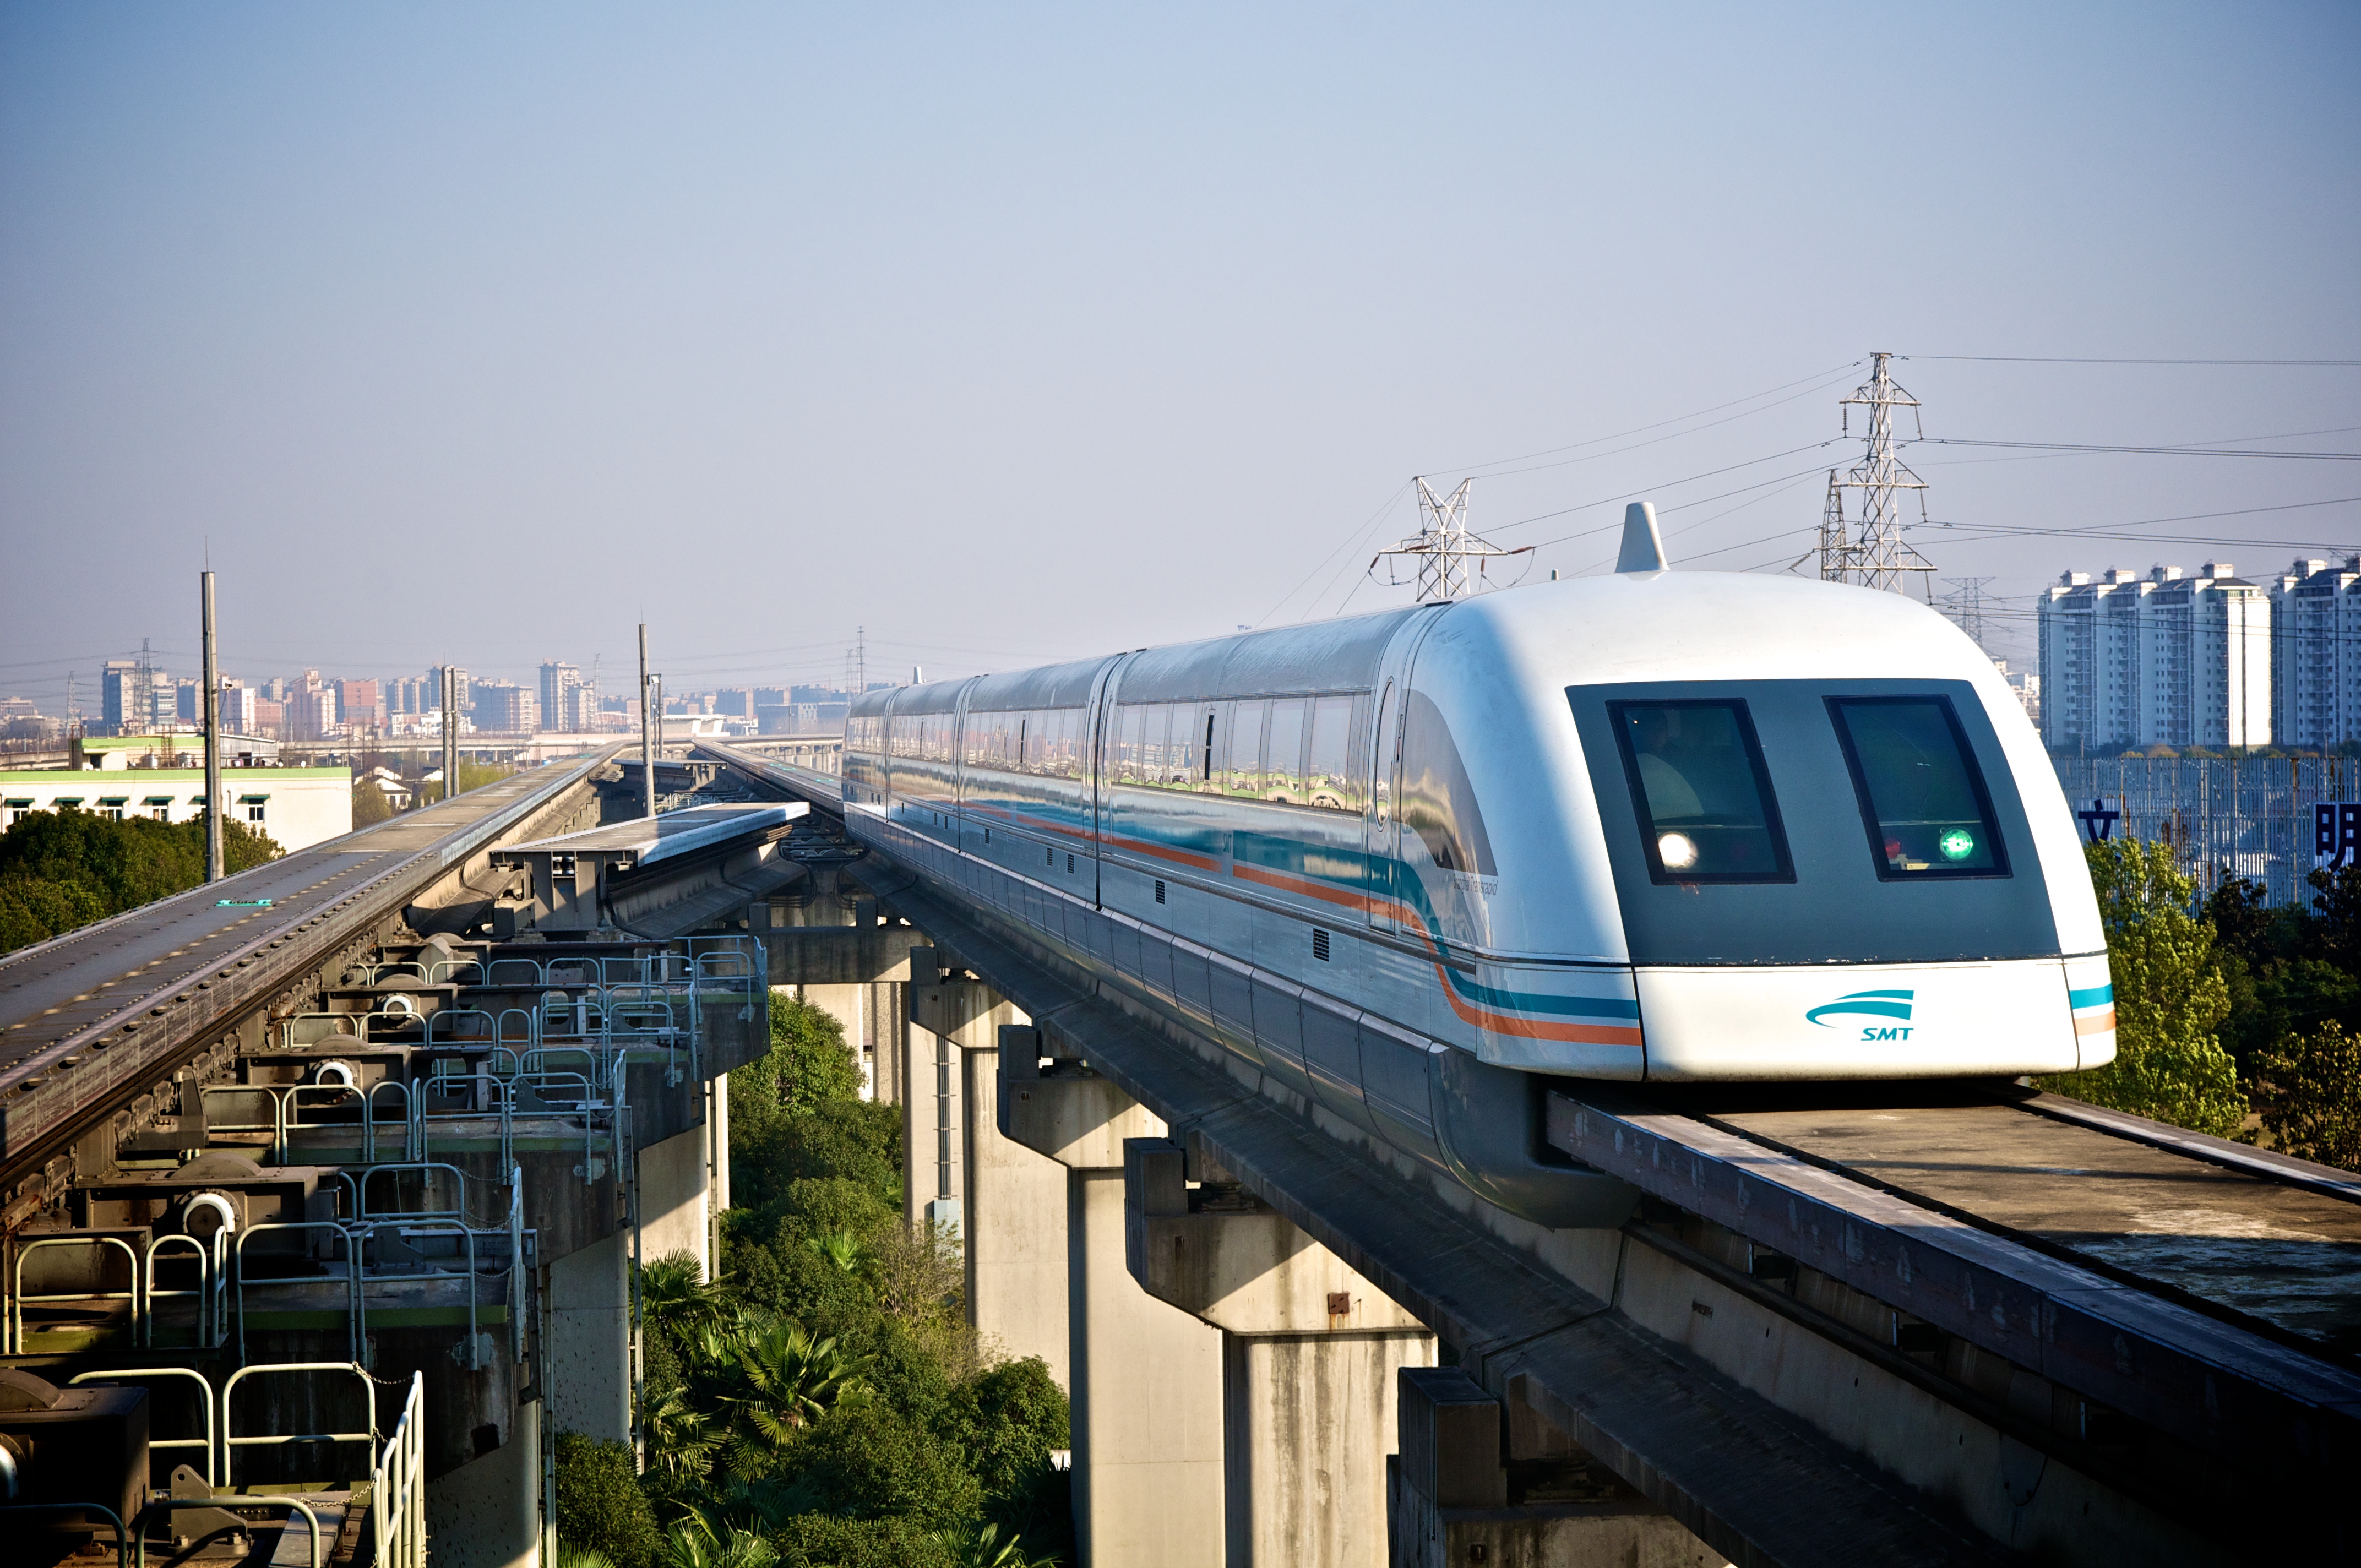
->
[1608,700,1793,883]
[1826,696,2008,878]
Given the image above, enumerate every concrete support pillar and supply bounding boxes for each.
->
[546,1231,630,1442]
[1002,1030,1224,1568]
[1124,1137,1434,1568]
[423,1401,541,1568]
[962,1040,1069,1387]
[1390,1368,1723,1567]
[907,951,1025,1239]
[637,1123,713,1278]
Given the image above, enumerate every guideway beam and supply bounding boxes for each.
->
[1124,1136,1433,1568]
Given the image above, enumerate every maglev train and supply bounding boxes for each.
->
[841,508,2113,1221]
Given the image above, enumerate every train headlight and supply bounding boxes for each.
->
[1657,831,1699,870]
[1938,827,1976,861]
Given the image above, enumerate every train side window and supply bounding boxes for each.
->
[1307,695,1358,812]
[1266,699,1308,803]
[1608,700,1793,884]
[1228,701,1266,798]
[1826,696,2008,879]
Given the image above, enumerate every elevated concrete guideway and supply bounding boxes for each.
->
[692,734,2359,1567]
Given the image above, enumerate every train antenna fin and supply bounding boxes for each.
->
[1616,501,1668,574]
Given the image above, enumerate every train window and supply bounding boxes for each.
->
[1608,700,1792,884]
[1826,697,2008,879]
[1227,701,1265,797]
[1306,696,1358,812]
[1266,699,1308,803]
[1400,693,1496,874]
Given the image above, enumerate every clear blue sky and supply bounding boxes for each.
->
[3,2,2355,706]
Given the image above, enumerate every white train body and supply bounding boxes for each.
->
[842,568,2112,1218]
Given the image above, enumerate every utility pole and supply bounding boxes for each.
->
[1831,352,1935,594]
[442,667,458,804]
[1370,479,1532,604]
[201,572,223,881]
[639,624,656,819]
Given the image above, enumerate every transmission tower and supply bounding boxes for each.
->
[1939,576,1994,647]
[1369,479,1531,604]
[844,626,867,698]
[1829,352,1935,594]
[1816,470,1851,581]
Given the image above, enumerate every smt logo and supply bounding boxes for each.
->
[1805,989,1916,1041]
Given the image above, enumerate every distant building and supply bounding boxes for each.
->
[221,685,259,732]
[472,682,538,734]
[539,662,581,731]
[101,660,150,736]
[338,678,382,733]
[2267,557,2361,750]
[2037,563,2268,751]
[1991,660,2041,728]
[290,689,338,741]
[0,766,351,848]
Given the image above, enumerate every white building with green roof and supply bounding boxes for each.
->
[0,765,353,849]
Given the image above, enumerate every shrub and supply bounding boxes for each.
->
[2041,840,2248,1136]
[2247,1020,2361,1172]
[556,1432,664,1568]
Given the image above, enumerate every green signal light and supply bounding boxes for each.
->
[1938,829,1976,861]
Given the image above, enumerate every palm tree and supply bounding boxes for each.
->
[661,1516,778,1568]
[721,1320,866,1451]
[803,1229,867,1274]
[932,1522,1060,1568]
[644,1385,723,1478]
[642,1253,731,1333]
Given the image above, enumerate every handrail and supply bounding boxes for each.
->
[142,1496,320,1568]
[0,1502,128,1568]
[10,1233,142,1353]
[68,1365,216,1486]
[371,1371,427,1567]
[220,1360,377,1488]
[356,1162,475,1224]
[233,1223,359,1364]
[142,1234,219,1349]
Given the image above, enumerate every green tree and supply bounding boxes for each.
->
[0,808,281,955]
[2247,1020,2361,1172]
[352,778,394,827]
[2039,839,2248,1136]
[556,1433,665,1568]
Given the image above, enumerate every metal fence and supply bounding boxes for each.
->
[2051,756,2361,907]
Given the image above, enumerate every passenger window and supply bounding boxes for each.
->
[1826,697,2007,878]
[1608,701,1792,883]
[1228,701,1266,798]
[1306,696,1358,812]
[1266,699,1307,803]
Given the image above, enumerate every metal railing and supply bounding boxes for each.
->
[7,1234,140,1353]
[372,1371,428,1568]
[67,1365,218,1485]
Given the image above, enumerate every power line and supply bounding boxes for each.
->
[1914,438,2361,460]
[1424,359,1862,477]
[1901,355,2361,367]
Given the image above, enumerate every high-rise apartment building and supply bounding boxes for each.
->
[2267,557,2361,750]
[101,660,150,736]
[2037,563,2269,751]
[538,662,580,733]
[471,682,538,734]
[338,678,382,733]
